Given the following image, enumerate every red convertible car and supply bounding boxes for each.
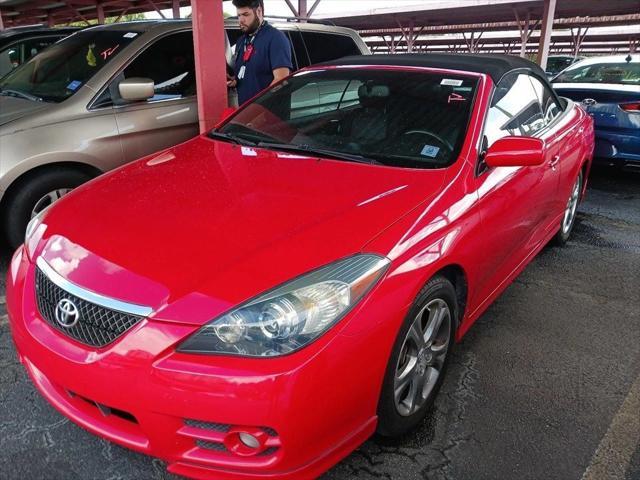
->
[7,54,594,479]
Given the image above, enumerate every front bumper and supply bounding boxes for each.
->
[6,247,391,479]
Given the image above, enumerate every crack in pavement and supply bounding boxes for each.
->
[0,418,69,445]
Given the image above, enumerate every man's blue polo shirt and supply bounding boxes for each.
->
[234,22,293,105]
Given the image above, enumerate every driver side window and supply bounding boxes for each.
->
[96,31,196,107]
[485,73,545,147]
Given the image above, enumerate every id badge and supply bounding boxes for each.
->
[238,65,246,80]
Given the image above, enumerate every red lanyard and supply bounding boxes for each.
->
[242,22,264,63]
[243,43,255,62]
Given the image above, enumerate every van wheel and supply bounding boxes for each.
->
[376,276,457,437]
[2,168,94,250]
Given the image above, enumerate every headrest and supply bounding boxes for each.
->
[358,83,390,99]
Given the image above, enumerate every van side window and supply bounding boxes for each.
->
[288,30,310,69]
[300,32,361,65]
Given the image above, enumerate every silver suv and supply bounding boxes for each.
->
[0,19,369,248]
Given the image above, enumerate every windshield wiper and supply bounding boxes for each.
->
[0,88,43,102]
[256,142,382,165]
[208,130,256,146]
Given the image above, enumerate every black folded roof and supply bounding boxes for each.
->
[320,53,547,84]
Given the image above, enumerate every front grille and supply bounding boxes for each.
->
[197,440,228,452]
[35,267,144,348]
[184,419,231,433]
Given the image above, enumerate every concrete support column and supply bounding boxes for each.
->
[536,0,557,70]
[173,0,181,19]
[0,11,4,30]
[192,0,228,133]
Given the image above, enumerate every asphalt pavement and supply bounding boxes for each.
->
[1,167,638,480]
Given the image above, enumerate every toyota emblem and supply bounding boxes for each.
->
[55,299,80,328]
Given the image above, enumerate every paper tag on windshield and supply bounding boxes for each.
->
[123,32,138,38]
[421,145,440,158]
[241,146,257,156]
[441,79,463,87]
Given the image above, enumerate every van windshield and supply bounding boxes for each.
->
[0,29,136,103]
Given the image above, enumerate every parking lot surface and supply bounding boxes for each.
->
[1,168,638,480]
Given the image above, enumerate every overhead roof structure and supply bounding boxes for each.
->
[324,0,640,31]
[0,0,191,27]
[324,0,640,60]
[367,31,640,56]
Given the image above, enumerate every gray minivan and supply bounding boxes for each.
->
[0,19,369,248]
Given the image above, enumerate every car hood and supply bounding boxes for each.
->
[0,96,52,127]
[39,136,447,324]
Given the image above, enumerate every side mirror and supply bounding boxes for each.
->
[118,77,155,102]
[485,136,545,168]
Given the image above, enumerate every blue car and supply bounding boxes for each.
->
[552,54,640,170]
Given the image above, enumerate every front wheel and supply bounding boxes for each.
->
[376,276,457,437]
[554,170,583,246]
[2,168,94,250]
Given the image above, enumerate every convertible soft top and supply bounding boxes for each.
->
[319,53,547,84]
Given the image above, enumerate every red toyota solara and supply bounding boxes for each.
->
[7,54,594,479]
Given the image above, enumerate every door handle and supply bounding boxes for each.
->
[549,155,560,170]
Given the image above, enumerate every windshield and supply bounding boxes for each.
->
[546,57,576,74]
[217,69,478,169]
[0,30,136,103]
[553,61,640,86]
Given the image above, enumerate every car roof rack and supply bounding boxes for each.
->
[258,15,336,26]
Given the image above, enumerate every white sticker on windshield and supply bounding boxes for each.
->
[421,145,440,158]
[123,32,138,38]
[441,78,463,87]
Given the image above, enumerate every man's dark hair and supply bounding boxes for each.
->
[232,0,262,9]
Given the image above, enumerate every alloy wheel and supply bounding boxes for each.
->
[393,298,451,417]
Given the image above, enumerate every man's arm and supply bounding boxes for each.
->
[268,29,293,86]
[270,67,290,86]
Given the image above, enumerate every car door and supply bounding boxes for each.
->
[529,74,582,224]
[107,30,199,162]
[470,72,560,306]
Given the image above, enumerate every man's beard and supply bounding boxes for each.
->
[246,15,261,34]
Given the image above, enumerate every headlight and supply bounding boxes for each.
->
[24,209,48,259]
[178,254,390,357]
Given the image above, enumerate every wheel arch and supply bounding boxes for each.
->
[0,161,102,214]
[429,264,469,333]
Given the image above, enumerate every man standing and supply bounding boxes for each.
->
[228,0,293,105]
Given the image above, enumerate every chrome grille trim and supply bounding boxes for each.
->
[36,257,153,317]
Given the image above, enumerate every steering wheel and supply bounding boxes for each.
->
[401,130,454,153]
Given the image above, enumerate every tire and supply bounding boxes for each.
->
[554,170,583,246]
[376,276,457,438]
[1,168,94,250]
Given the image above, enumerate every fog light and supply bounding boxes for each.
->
[239,432,260,449]
[223,428,269,456]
